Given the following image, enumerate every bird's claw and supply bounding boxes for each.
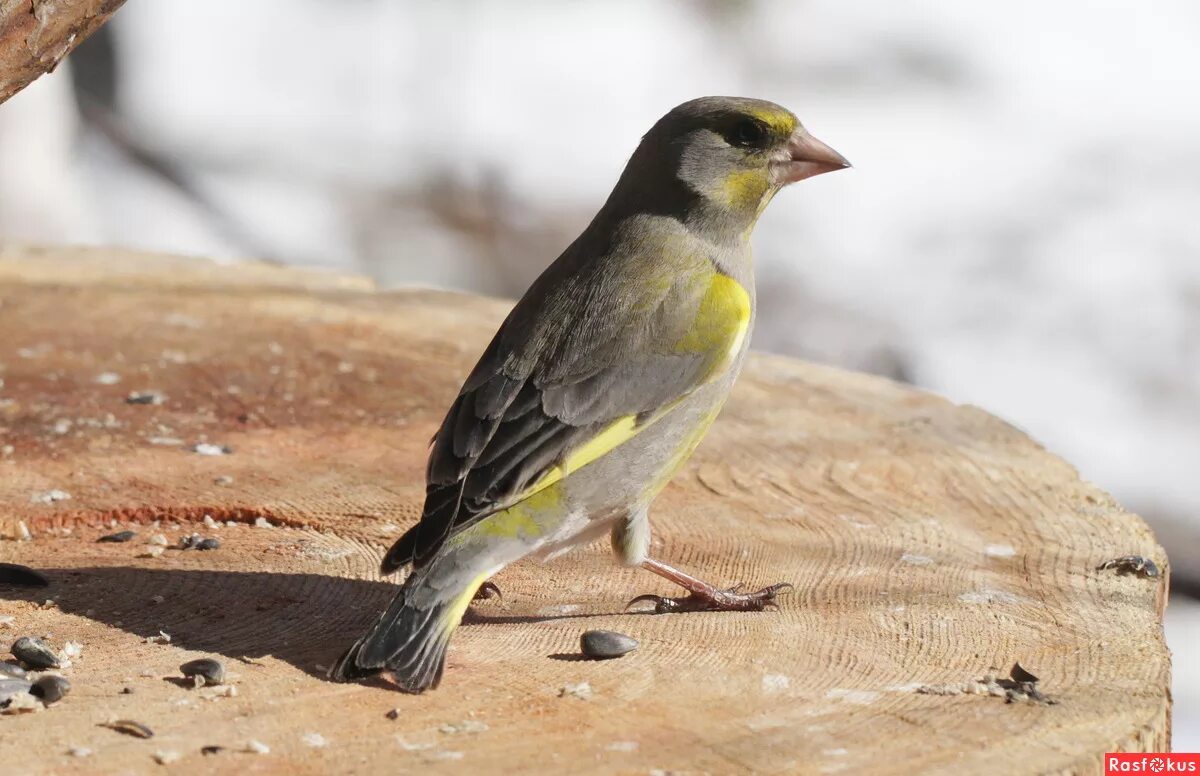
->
[625,593,669,612]
[473,581,503,601]
[626,582,793,614]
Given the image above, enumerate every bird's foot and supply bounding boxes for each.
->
[627,582,792,614]
[473,581,502,601]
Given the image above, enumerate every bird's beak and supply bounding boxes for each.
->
[771,129,851,186]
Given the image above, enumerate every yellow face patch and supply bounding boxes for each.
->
[721,170,771,210]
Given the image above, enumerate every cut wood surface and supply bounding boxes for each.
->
[0,245,1171,774]
[0,0,125,104]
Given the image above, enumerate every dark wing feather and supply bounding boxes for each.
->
[382,233,738,573]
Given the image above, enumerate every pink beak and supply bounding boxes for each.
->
[771,129,851,186]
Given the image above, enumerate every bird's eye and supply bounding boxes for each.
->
[731,119,768,148]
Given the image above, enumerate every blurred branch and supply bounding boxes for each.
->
[78,95,284,264]
[0,0,124,105]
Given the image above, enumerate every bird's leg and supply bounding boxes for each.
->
[627,558,792,614]
[472,581,502,601]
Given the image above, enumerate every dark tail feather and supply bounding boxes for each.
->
[328,571,475,693]
[380,525,418,576]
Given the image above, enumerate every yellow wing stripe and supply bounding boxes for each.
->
[528,413,640,495]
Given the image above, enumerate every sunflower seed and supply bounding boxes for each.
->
[10,636,61,669]
[180,658,225,686]
[580,630,638,660]
[98,530,137,543]
[195,538,221,550]
[31,674,71,704]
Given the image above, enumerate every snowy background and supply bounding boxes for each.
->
[1,0,1196,747]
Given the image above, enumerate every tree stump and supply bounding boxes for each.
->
[0,246,1171,774]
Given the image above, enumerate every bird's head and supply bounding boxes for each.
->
[612,96,849,238]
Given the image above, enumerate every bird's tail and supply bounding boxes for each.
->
[329,564,489,693]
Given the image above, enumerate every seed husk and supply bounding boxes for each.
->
[1098,555,1161,578]
[98,530,137,543]
[0,684,38,713]
[1,677,34,702]
[180,658,225,686]
[0,563,50,588]
[125,391,165,405]
[580,630,638,660]
[11,636,61,669]
[31,674,71,705]
[0,662,27,679]
[103,719,155,739]
[179,534,220,551]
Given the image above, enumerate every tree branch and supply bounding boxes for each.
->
[0,0,125,105]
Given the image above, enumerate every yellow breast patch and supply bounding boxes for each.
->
[672,272,752,376]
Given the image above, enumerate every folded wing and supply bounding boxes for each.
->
[382,242,751,573]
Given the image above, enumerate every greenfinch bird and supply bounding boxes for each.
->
[331,96,849,692]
